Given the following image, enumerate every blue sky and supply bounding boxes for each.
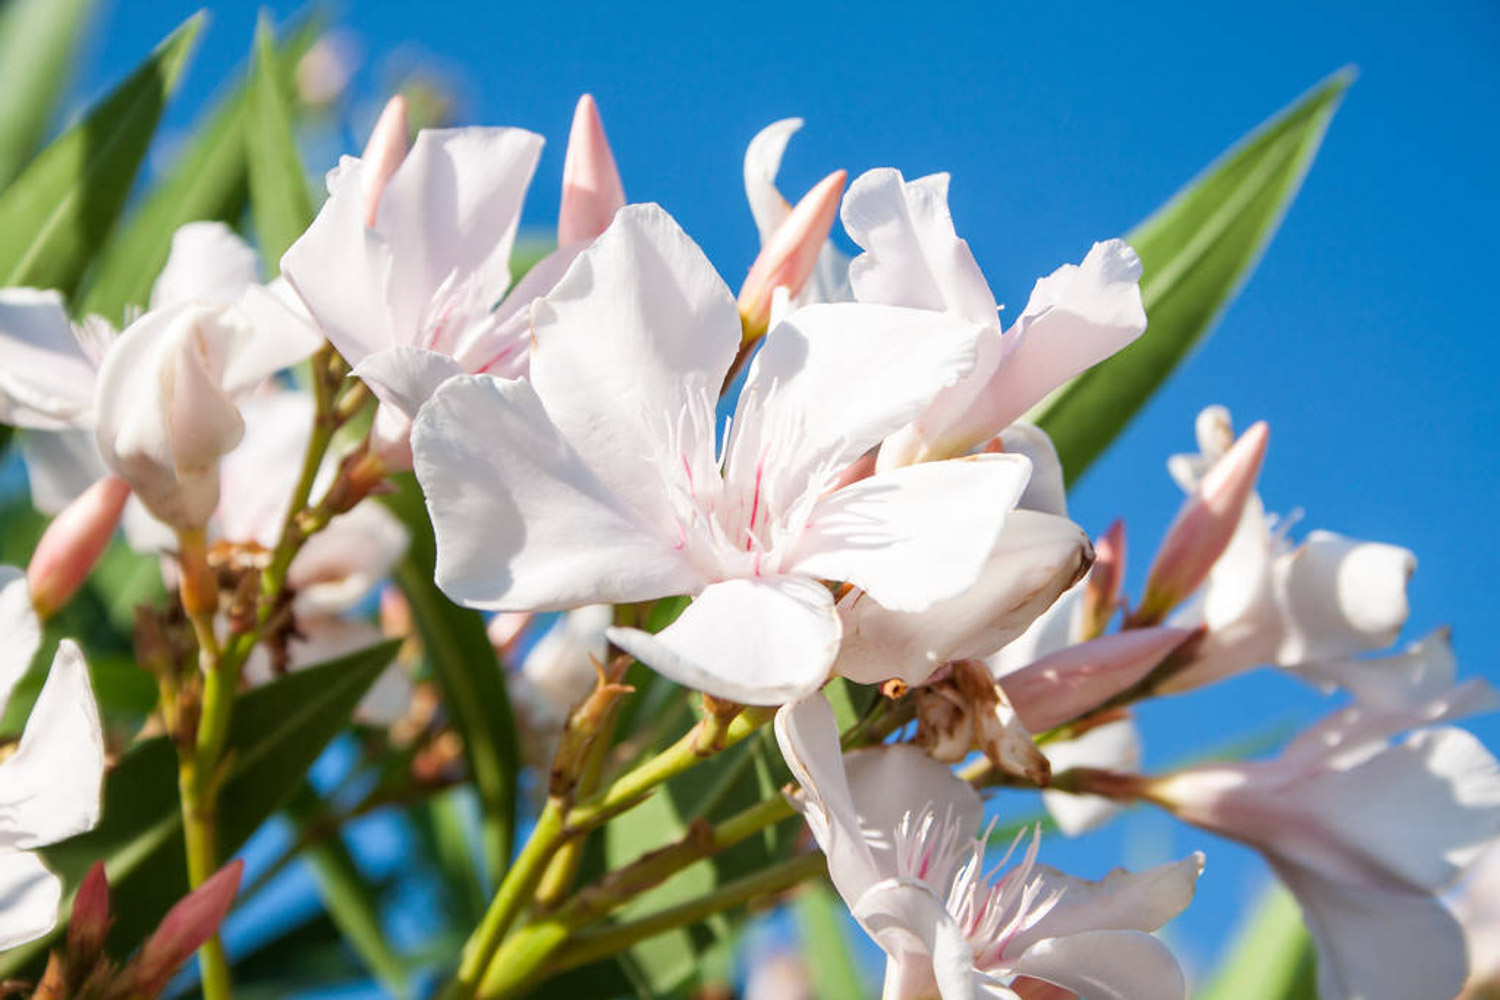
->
[74,0,1500,990]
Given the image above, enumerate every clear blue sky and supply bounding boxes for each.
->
[75,0,1500,989]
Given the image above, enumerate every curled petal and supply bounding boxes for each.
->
[1274,531,1414,665]
[1006,930,1186,1000]
[150,222,260,310]
[852,878,979,1000]
[608,575,839,706]
[0,289,98,429]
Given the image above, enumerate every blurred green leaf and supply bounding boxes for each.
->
[411,787,489,928]
[1197,886,1317,1000]
[0,13,202,295]
[0,639,398,977]
[245,11,315,268]
[795,882,868,1000]
[384,473,520,884]
[1033,68,1353,484]
[285,781,410,998]
[80,15,321,323]
[0,0,96,187]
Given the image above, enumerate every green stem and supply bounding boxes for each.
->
[179,752,232,999]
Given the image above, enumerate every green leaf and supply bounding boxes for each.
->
[284,782,410,998]
[0,13,202,295]
[1033,68,1353,485]
[1197,886,1317,1000]
[0,639,398,977]
[0,0,96,187]
[79,15,321,323]
[245,12,315,268]
[795,882,869,1000]
[383,473,520,883]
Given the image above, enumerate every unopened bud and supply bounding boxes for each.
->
[66,862,111,967]
[549,658,633,796]
[736,169,846,343]
[28,475,130,619]
[558,94,625,245]
[1133,421,1269,626]
[1079,519,1126,639]
[360,95,410,226]
[127,860,243,997]
[998,626,1194,733]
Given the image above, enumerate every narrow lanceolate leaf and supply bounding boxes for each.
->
[794,882,869,1000]
[284,782,410,998]
[246,12,315,268]
[384,473,520,884]
[0,641,398,977]
[0,14,202,295]
[80,15,321,323]
[1198,886,1317,1000]
[0,0,96,187]
[1032,68,1353,485]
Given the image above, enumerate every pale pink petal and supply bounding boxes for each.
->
[0,641,103,850]
[374,127,544,333]
[222,279,324,391]
[744,118,801,241]
[997,424,1067,517]
[1271,859,1469,1000]
[289,499,409,617]
[607,575,839,706]
[214,390,312,547]
[353,345,466,420]
[989,582,1085,678]
[412,374,705,611]
[774,692,885,900]
[1000,627,1193,733]
[1298,629,1459,710]
[1007,855,1203,953]
[20,428,110,515]
[359,95,409,225]
[0,288,98,429]
[150,221,260,310]
[1273,531,1415,665]
[0,851,61,950]
[1041,718,1141,836]
[529,204,739,529]
[1005,930,1185,1000]
[843,745,984,872]
[283,156,401,364]
[793,454,1030,613]
[834,510,1090,687]
[852,878,979,1000]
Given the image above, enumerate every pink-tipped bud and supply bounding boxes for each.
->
[558,94,626,245]
[1000,626,1196,733]
[487,611,533,656]
[1132,421,1270,626]
[128,859,243,997]
[378,584,413,640]
[28,475,131,620]
[1080,520,1126,639]
[66,862,111,965]
[360,95,410,226]
[736,168,846,343]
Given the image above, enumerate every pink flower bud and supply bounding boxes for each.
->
[360,95,410,226]
[736,168,846,342]
[27,475,130,619]
[558,94,625,246]
[1133,420,1269,626]
[128,859,243,997]
[999,625,1195,733]
[66,862,111,965]
[1080,519,1125,639]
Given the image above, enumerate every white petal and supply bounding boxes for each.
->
[412,374,705,611]
[530,204,739,529]
[21,428,112,515]
[985,240,1147,432]
[607,575,839,706]
[733,302,984,506]
[0,641,104,850]
[0,850,62,950]
[744,118,802,242]
[1005,930,1185,1000]
[794,454,1031,613]
[0,288,98,429]
[0,568,41,711]
[290,499,409,617]
[283,156,400,364]
[774,692,884,900]
[1040,718,1141,836]
[374,127,544,328]
[998,424,1067,517]
[353,346,466,420]
[852,877,980,1000]
[1296,629,1470,710]
[989,582,1085,678]
[214,390,312,546]
[843,168,998,326]
[150,221,260,310]
[1273,531,1415,666]
[1008,855,1203,953]
[1271,859,1469,1000]
[843,744,984,872]
[833,510,1089,687]
[222,281,324,392]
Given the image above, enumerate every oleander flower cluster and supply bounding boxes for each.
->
[0,41,1493,1000]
